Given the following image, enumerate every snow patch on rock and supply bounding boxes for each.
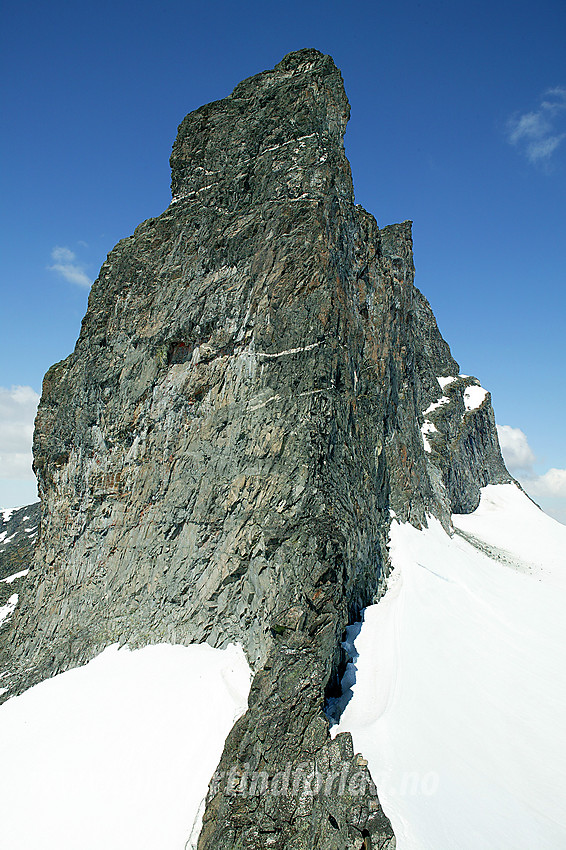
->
[437,376,457,389]
[1,569,29,585]
[423,396,450,416]
[463,384,488,411]
[0,508,17,523]
[420,421,438,453]
[0,593,18,626]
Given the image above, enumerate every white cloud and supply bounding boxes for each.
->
[526,134,565,162]
[496,425,535,474]
[0,386,40,480]
[507,87,566,165]
[508,111,551,145]
[526,468,566,499]
[541,87,566,112]
[498,423,566,525]
[49,245,91,288]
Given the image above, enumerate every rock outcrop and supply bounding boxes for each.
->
[0,49,511,848]
[0,504,39,581]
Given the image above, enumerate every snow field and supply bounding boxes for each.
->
[0,642,251,850]
[336,484,566,849]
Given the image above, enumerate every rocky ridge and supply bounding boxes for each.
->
[0,49,511,849]
[0,503,39,633]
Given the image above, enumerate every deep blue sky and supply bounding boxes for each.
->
[1,0,565,514]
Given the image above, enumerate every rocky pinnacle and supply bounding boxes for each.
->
[0,49,511,848]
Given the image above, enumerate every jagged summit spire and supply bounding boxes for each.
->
[170,48,352,205]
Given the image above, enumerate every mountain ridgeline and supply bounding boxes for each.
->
[0,50,511,849]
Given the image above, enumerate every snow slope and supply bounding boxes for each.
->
[336,484,566,850]
[0,642,251,850]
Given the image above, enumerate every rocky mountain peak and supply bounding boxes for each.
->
[170,48,352,206]
[0,50,512,849]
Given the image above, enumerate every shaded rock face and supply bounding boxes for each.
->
[0,49,511,848]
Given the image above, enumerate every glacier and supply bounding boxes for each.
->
[336,483,566,849]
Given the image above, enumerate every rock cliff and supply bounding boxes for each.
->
[0,49,511,848]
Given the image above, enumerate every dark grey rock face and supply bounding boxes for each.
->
[0,48,511,848]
